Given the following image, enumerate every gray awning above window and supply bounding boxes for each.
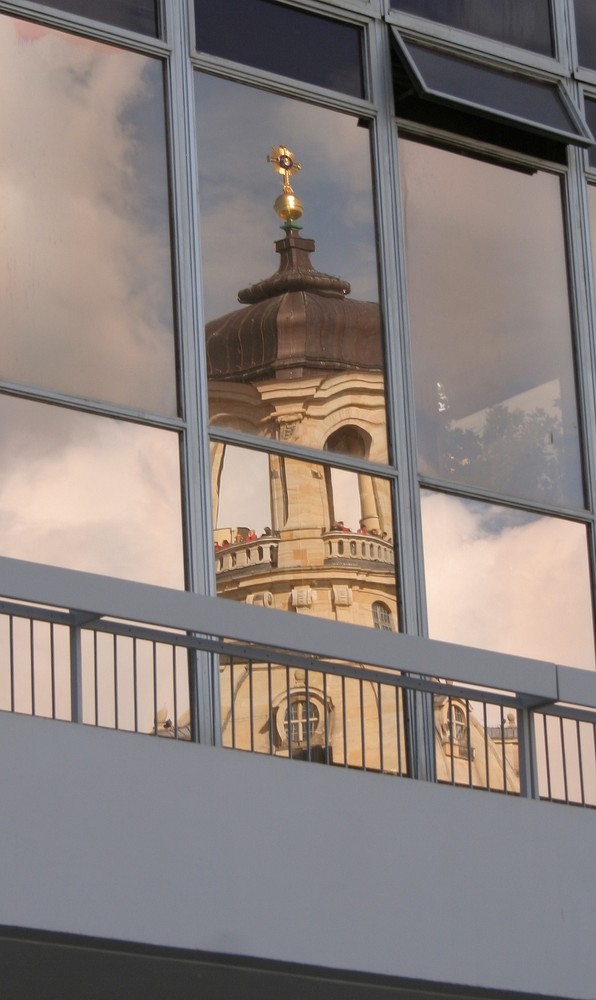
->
[391,29,594,147]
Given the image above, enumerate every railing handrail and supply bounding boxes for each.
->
[0,556,595,714]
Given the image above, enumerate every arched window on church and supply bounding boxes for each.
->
[325,426,369,458]
[448,704,467,743]
[372,601,393,631]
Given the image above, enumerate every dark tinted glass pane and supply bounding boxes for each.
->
[575,0,596,69]
[588,186,596,288]
[194,0,363,98]
[586,100,596,167]
[400,37,585,141]
[390,0,553,56]
[40,0,158,35]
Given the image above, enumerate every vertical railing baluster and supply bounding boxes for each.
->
[341,675,347,767]
[449,697,455,785]
[69,621,83,724]
[483,702,490,790]
[543,715,552,801]
[9,614,15,713]
[267,661,273,755]
[560,717,569,804]
[229,657,236,749]
[592,722,596,806]
[499,706,507,793]
[30,619,36,717]
[133,637,139,734]
[359,678,366,771]
[50,623,56,720]
[248,659,254,753]
[465,700,472,788]
[378,683,384,774]
[93,631,99,727]
[576,720,585,807]
[152,641,158,735]
[286,665,292,759]
[323,671,330,764]
[113,634,119,731]
[305,670,311,761]
[396,686,403,776]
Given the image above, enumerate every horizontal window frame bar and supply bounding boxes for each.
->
[418,476,593,525]
[575,66,596,87]
[0,381,186,433]
[191,53,376,118]
[209,426,397,478]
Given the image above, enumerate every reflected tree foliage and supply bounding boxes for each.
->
[437,402,569,503]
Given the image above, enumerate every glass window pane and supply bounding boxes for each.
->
[589,187,596,288]
[213,444,398,630]
[575,0,596,70]
[0,16,176,415]
[196,74,388,463]
[39,0,159,36]
[422,491,595,670]
[390,0,554,57]
[394,35,587,144]
[585,99,596,168]
[194,0,363,98]
[401,140,583,508]
[0,395,184,588]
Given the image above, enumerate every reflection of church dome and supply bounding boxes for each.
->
[206,229,383,381]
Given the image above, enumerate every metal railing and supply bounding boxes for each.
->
[534,711,596,806]
[1,562,596,807]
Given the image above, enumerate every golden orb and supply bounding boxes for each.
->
[274,190,303,224]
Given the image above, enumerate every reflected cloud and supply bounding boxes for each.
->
[0,15,176,414]
[0,396,184,587]
[422,491,595,669]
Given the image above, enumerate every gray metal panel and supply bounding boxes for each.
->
[556,662,596,708]
[1,712,595,998]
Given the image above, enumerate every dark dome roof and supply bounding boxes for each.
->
[206,230,383,381]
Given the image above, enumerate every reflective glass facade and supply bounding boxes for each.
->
[3,7,596,995]
[1,0,596,673]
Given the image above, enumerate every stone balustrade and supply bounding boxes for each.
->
[216,538,279,574]
[323,531,395,566]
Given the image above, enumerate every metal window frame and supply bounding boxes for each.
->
[0,0,594,771]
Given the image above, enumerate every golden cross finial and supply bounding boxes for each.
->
[267,145,303,227]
